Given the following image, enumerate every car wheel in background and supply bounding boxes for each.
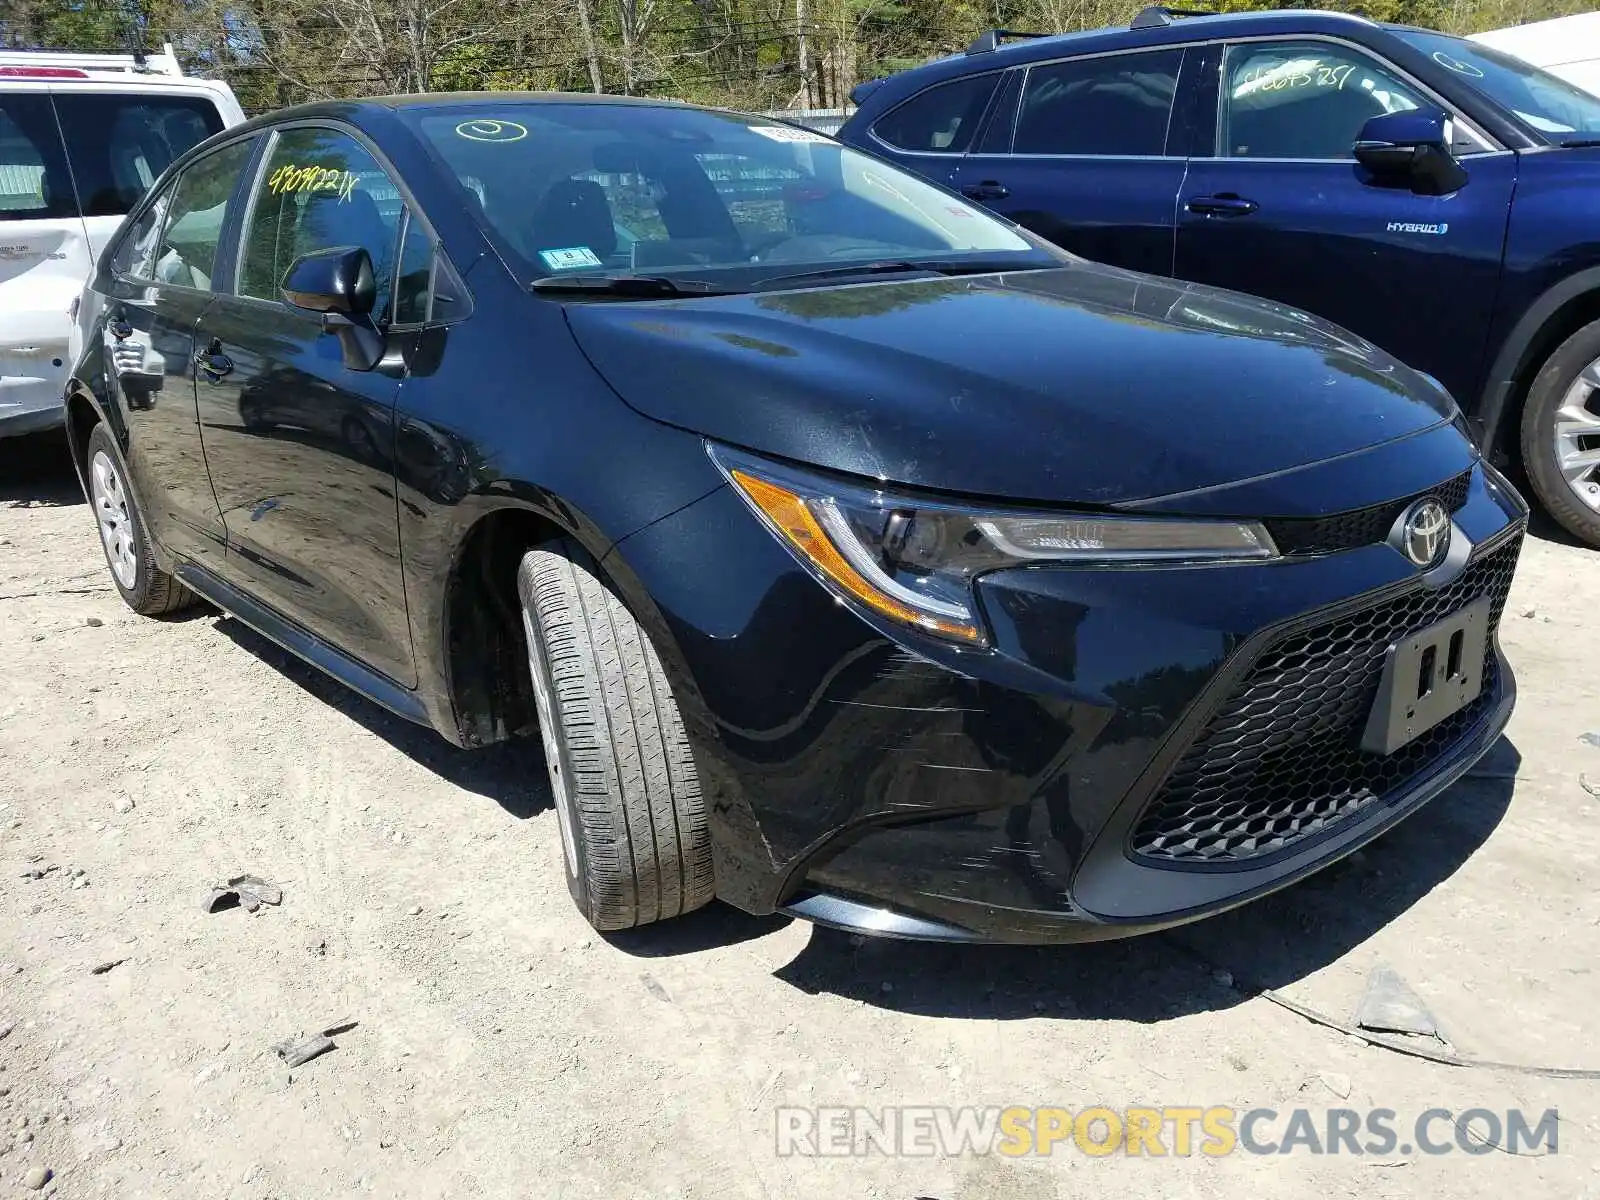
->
[85,423,194,616]
[517,539,714,931]
[1522,319,1600,547]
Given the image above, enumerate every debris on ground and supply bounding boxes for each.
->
[1581,773,1600,798]
[23,1165,52,1189]
[89,958,128,976]
[272,1033,335,1068]
[203,874,283,914]
[1353,965,1441,1038]
[20,864,58,881]
[1580,731,1600,750]
[271,1019,357,1068]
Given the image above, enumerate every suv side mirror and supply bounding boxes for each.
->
[281,247,384,371]
[1353,108,1468,196]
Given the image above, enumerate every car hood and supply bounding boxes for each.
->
[564,263,1455,506]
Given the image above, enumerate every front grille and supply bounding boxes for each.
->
[1265,468,1472,556]
[1130,536,1520,865]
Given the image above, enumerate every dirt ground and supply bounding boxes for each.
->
[1,428,1597,1200]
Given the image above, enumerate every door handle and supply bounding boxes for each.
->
[108,315,133,341]
[1187,193,1258,217]
[194,339,234,382]
[961,180,1010,201]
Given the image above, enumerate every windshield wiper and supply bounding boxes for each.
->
[531,274,739,298]
[752,258,1042,291]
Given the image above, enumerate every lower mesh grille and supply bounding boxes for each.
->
[1130,536,1521,865]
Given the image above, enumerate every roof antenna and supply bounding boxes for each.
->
[120,0,148,70]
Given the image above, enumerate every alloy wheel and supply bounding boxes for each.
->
[90,450,139,589]
[1554,357,1600,511]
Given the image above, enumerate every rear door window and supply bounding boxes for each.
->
[52,93,224,217]
[156,138,255,289]
[0,94,74,220]
[1015,50,1183,155]
[873,74,1002,153]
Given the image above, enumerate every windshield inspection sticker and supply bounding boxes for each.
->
[539,246,604,271]
[749,124,830,144]
[455,119,529,143]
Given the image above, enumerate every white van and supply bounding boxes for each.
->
[0,46,244,438]
[1473,13,1600,98]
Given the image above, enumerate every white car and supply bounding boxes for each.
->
[0,45,244,438]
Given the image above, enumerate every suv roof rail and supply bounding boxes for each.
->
[1129,6,1219,29]
[965,28,1050,55]
[0,43,183,77]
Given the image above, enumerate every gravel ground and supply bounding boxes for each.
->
[1,428,1597,1199]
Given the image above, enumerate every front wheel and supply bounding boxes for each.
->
[517,539,714,931]
[1520,319,1600,546]
[85,423,193,616]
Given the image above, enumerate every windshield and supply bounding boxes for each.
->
[407,102,1055,291]
[1397,30,1600,140]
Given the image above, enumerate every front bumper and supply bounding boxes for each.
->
[610,456,1526,944]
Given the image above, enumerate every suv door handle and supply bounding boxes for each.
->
[194,340,234,382]
[961,180,1010,201]
[1187,193,1258,217]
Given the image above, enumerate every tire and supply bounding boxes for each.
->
[84,423,194,616]
[1519,318,1600,547]
[517,539,714,931]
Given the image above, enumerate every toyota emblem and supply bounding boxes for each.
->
[1400,499,1451,568]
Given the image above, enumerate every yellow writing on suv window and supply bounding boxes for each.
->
[268,163,358,202]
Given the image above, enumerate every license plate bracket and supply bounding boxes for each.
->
[1361,597,1491,755]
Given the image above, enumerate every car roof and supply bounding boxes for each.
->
[218,90,733,139]
[852,7,1397,108]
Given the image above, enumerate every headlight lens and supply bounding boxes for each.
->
[711,446,1277,647]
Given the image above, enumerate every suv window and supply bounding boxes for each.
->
[873,74,1001,153]
[156,138,255,289]
[52,93,223,217]
[1015,50,1182,156]
[237,126,403,317]
[1222,42,1430,160]
[0,94,73,220]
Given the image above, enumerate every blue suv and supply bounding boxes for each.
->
[840,7,1600,546]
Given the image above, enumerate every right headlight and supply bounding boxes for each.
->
[709,445,1278,647]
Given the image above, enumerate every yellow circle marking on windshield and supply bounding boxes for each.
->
[456,119,528,143]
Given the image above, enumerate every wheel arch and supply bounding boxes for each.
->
[63,382,107,493]
[1478,269,1600,463]
[428,493,683,751]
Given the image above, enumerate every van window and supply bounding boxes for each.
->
[0,94,74,221]
[53,93,223,216]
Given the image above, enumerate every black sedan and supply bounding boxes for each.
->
[67,93,1526,943]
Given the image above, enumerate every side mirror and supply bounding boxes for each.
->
[1353,108,1468,196]
[282,245,376,315]
[281,247,383,371]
